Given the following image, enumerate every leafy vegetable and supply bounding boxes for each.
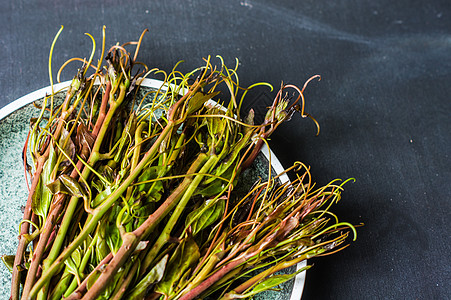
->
[4,27,357,300]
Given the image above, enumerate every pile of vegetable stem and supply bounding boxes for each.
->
[6,27,356,300]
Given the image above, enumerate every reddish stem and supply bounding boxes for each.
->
[20,194,65,299]
[12,117,68,296]
[10,157,45,300]
[22,131,31,193]
[92,81,111,137]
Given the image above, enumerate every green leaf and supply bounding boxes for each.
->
[135,166,166,202]
[136,166,162,191]
[92,186,112,207]
[127,254,168,299]
[204,129,254,184]
[75,123,95,160]
[1,255,15,273]
[72,248,82,267]
[155,238,200,297]
[196,159,237,196]
[194,179,226,197]
[238,268,306,299]
[29,126,38,163]
[96,233,109,263]
[59,174,84,198]
[186,91,219,116]
[105,222,122,254]
[176,267,193,291]
[64,248,82,284]
[31,178,43,220]
[102,165,116,184]
[206,107,226,137]
[185,198,225,235]
[251,273,295,293]
[31,145,56,220]
[86,269,101,291]
[59,127,76,167]
[47,174,84,198]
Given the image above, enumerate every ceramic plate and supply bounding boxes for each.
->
[0,79,306,299]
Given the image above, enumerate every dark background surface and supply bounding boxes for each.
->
[1,1,450,299]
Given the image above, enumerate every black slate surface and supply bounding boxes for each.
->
[1,1,450,299]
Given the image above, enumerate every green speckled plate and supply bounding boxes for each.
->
[0,79,306,300]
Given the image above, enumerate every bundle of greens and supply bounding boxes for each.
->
[4,27,356,300]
